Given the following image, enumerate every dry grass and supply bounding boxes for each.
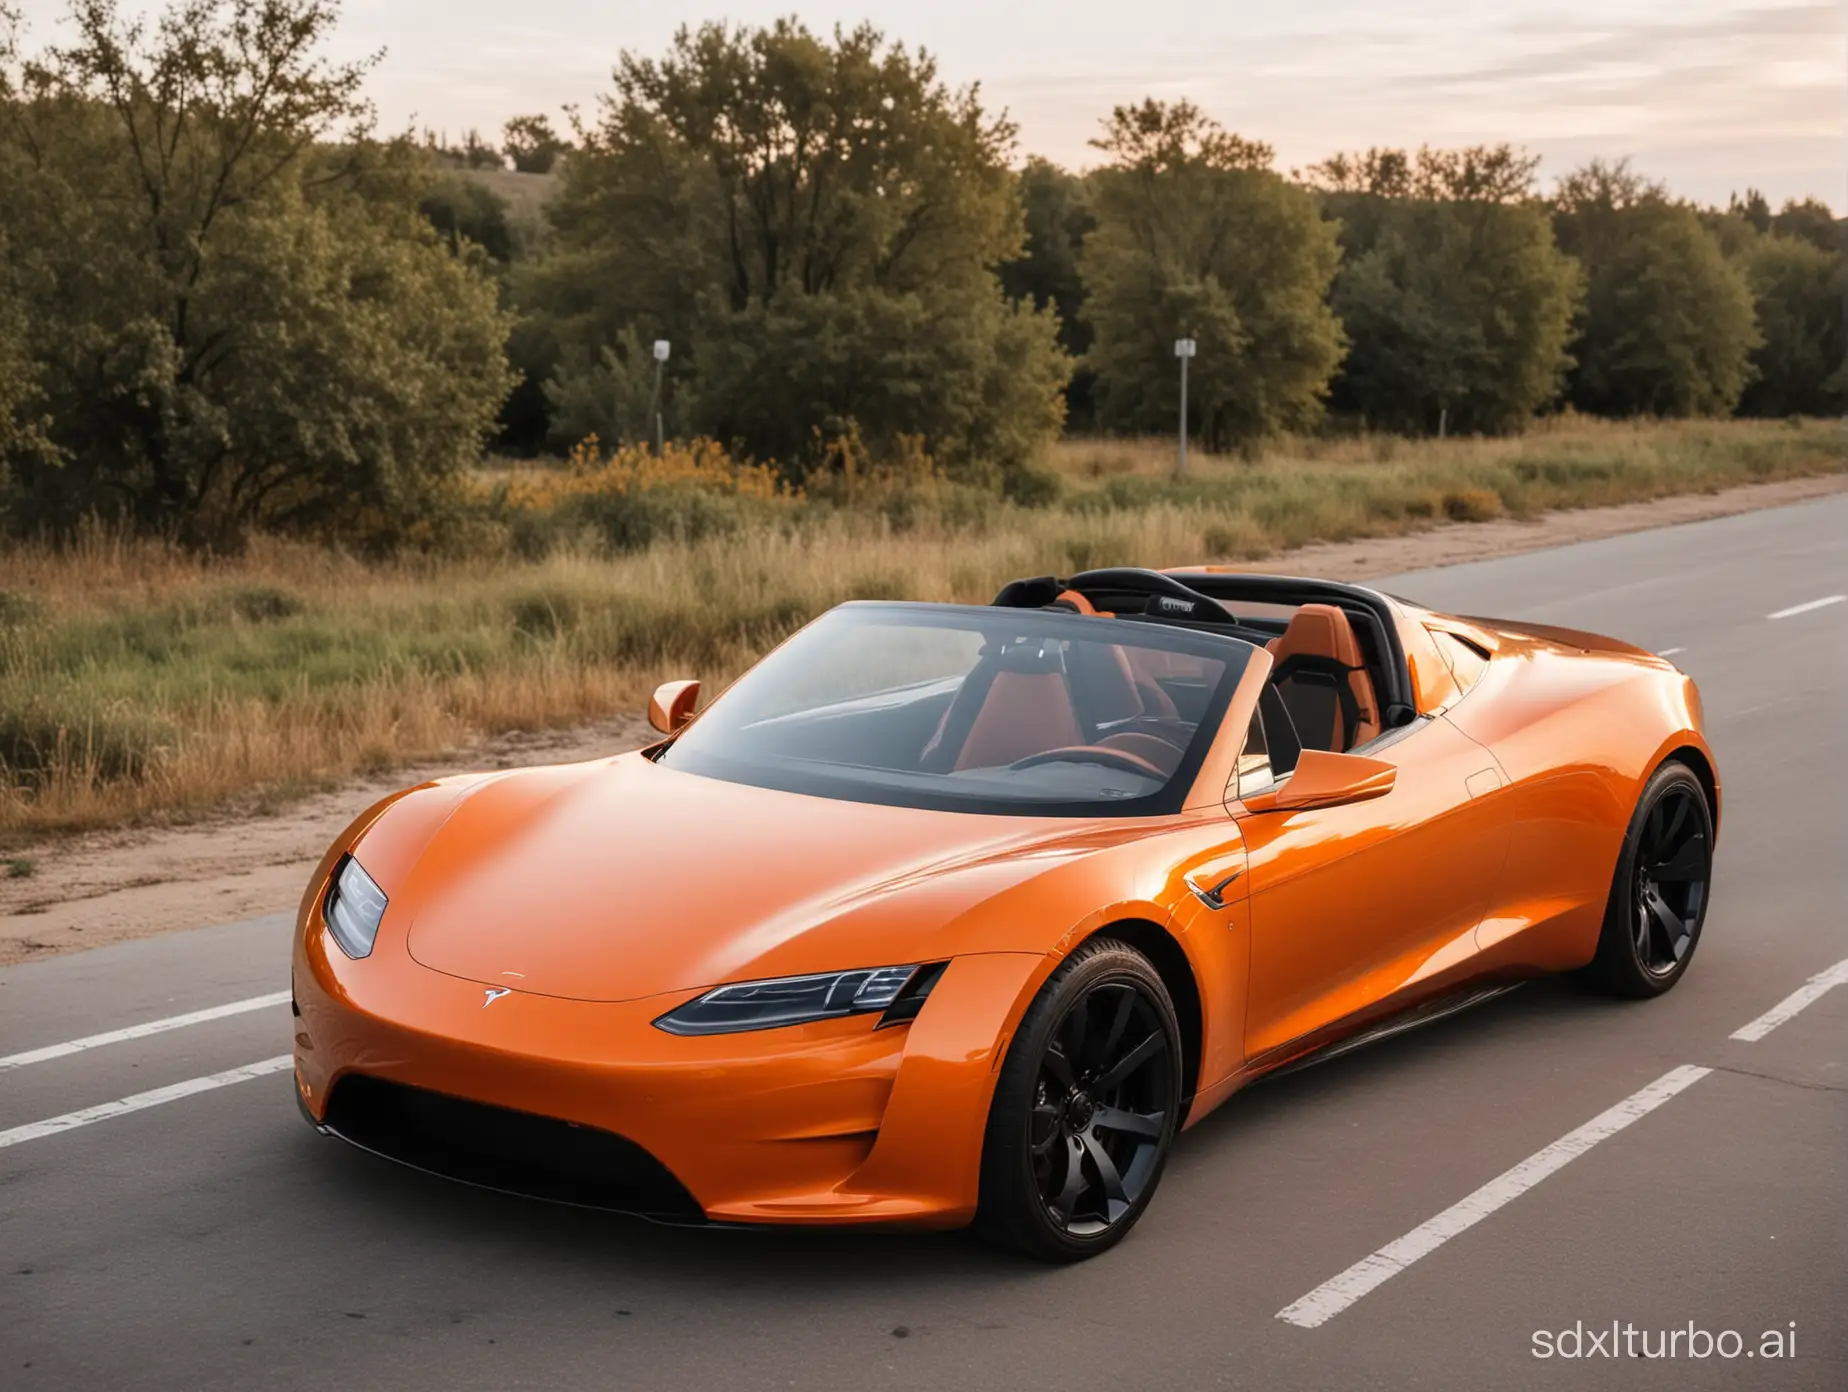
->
[2,416,1839,842]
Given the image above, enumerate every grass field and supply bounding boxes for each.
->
[1,416,1839,842]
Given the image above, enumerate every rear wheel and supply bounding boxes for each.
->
[975,938,1182,1262]
[1581,762,1714,998]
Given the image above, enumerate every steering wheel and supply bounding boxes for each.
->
[1106,714,1195,746]
[1006,745,1169,780]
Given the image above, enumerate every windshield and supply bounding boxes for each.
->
[657,603,1254,816]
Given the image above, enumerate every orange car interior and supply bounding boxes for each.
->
[922,638,1191,778]
[927,572,1403,777]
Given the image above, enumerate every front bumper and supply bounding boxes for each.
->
[292,920,1047,1228]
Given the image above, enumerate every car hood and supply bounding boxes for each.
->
[393,753,1105,1003]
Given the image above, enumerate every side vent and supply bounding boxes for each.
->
[877,962,948,1028]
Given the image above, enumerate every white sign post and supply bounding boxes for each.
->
[1174,338,1197,476]
[650,340,671,456]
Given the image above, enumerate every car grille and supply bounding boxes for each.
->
[318,1074,704,1221]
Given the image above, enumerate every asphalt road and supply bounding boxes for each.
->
[3,495,1845,1391]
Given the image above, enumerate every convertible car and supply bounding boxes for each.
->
[292,568,1718,1260]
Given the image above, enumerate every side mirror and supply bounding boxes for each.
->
[1241,749,1396,814]
[648,679,700,735]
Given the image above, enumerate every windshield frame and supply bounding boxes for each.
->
[654,601,1258,818]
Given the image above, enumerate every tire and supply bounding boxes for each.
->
[975,937,1183,1262]
[1580,761,1714,999]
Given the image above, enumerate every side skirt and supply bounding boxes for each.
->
[1257,982,1525,1083]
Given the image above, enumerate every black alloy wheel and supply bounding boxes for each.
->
[976,938,1182,1261]
[1583,761,1714,998]
[1632,782,1710,976]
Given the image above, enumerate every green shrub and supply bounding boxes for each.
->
[1001,465,1064,508]
[508,588,581,639]
[558,486,776,553]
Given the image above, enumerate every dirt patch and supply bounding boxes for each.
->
[4,470,1842,966]
[0,715,654,965]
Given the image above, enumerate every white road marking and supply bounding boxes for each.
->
[1767,594,1845,621]
[1730,959,1848,1042]
[0,1055,293,1151]
[1275,1065,1712,1329]
[1656,647,1686,657]
[0,991,291,1072]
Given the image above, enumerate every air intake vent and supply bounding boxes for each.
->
[320,1075,704,1221]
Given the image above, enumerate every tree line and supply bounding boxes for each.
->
[0,2,1840,548]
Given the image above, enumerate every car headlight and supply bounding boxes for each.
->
[653,963,944,1036]
[324,856,388,959]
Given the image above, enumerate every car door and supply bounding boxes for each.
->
[1235,711,1511,1061]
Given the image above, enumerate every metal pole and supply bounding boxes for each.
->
[649,341,671,455]
[1178,351,1189,477]
[651,358,664,457]
[1174,337,1195,477]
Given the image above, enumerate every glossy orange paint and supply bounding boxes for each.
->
[648,679,700,735]
[294,579,1717,1229]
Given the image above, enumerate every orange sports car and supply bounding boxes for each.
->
[292,568,1718,1260]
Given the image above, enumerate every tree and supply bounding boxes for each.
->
[1741,234,1845,417]
[1553,160,1760,417]
[520,20,1067,478]
[0,238,54,493]
[1311,146,1581,433]
[0,0,515,545]
[1727,188,1773,235]
[458,126,501,169]
[420,171,515,261]
[1081,99,1344,448]
[1771,197,1841,255]
[999,159,1094,352]
[0,10,41,480]
[998,158,1096,423]
[502,113,567,175]
[1306,143,1541,204]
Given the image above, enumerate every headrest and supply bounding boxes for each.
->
[1270,603,1365,668]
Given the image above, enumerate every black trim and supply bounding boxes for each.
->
[991,575,1064,609]
[1252,982,1525,1083]
[1256,683,1303,778]
[1058,568,1243,626]
[315,1074,706,1222]
[878,961,948,1028]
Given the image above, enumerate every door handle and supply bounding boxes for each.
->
[1184,869,1243,910]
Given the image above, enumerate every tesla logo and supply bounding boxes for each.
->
[482,987,512,1008]
[1156,595,1195,614]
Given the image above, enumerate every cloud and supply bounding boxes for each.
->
[990,1,1845,205]
[33,0,1834,207]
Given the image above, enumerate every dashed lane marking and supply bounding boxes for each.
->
[0,992,291,1072]
[1731,959,1848,1043]
[0,1055,293,1150]
[1767,595,1845,621]
[1276,1065,1712,1329]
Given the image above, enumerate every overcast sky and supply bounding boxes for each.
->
[17,0,1845,207]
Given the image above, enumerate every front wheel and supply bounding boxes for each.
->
[1580,761,1714,998]
[975,938,1182,1262]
